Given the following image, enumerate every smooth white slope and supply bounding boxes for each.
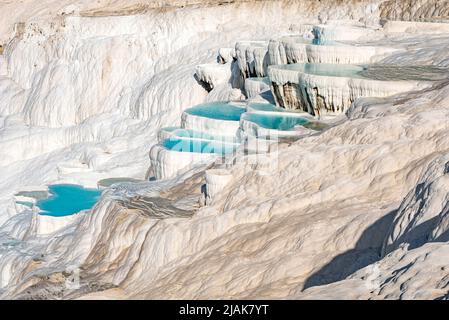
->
[1,0,449,300]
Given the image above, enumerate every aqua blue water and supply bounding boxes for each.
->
[169,128,226,140]
[185,102,246,121]
[36,184,102,217]
[16,201,34,207]
[311,38,336,46]
[247,103,287,113]
[163,138,237,155]
[312,38,324,45]
[161,127,237,143]
[243,113,309,130]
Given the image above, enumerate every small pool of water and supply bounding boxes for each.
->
[36,184,102,217]
[312,38,326,45]
[248,102,289,113]
[185,102,246,121]
[243,113,309,131]
[16,201,34,207]
[163,138,237,155]
[161,127,236,142]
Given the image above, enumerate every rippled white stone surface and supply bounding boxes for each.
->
[1,0,449,301]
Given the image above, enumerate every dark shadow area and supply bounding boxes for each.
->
[144,165,155,181]
[436,291,449,300]
[259,90,276,104]
[382,182,447,254]
[382,262,414,285]
[303,210,396,290]
[201,184,207,197]
[193,73,212,92]
[386,215,441,252]
[433,225,449,243]
[444,161,449,174]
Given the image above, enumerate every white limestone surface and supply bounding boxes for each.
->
[149,144,218,180]
[235,41,269,78]
[218,48,236,64]
[382,153,449,256]
[268,36,399,66]
[205,169,233,205]
[268,63,439,116]
[181,110,243,137]
[382,20,449,34]
[195,63,232,90]
[312,24,378,42]
[240,114,315,139]
[2,0,449,301]
[32,211,80,236]
[244,77,270,98]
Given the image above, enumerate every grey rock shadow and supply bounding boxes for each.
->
[303,210,396,290]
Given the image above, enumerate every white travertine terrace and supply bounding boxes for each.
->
[218,47,236,64]
[268,36,400,66]
[0,56,7,76]
[195,63,231,90]
[32,211,79,236]
[205,169,233,205]
[149,144,218,180]
[304,43,399,64]
[244,77,270,98]
[158,127,240,145]
[157,128,178,144]
[235,41,269,79]
[239,106,316,138]
[312,24,378,42]
[181,109,243,137]
[2,0,449,301]
[268,63,438,116]
[240,116,312,138]
[151,124,240,180]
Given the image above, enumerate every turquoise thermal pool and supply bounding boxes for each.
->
[16,201,34,207]
[36,184,102,217]
[243,113,309,131]
[163,137,237,155]
[312,38,328,45]
[161,127,237,142]
[247,102,290,113]
[184,102,246,121]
